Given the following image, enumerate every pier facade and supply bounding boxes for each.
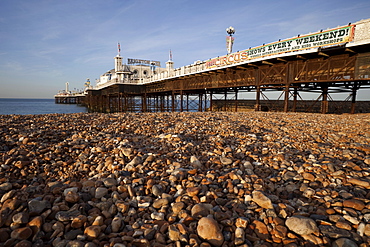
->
[66,19,370,113]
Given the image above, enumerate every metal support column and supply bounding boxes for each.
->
[224,90,227,111]
[204,91,208,112]
[124,94,128,112]
[235,89,238,112]
[321,86,329,114]
[180,91,183,112]
[186,93,189,112]
[284,84,290,112]
[351,83,358,114]
[255,86,261,111]
[142,93,147,112]
[166,94,170,112]
[292,87,298,112]
[160,95,164,112]
[199,93,203,112]
[171,91,175,112]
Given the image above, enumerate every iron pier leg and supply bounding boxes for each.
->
[199,93,203,112]
[186,94,189,112]
[284,85,290,112]
[124,94,128,112]
[235,89,238,112]
[351,83,358,114]
[171,92,175,112]
[160,95,164,112]
[180,91,183,112]
[118,93,122,112]
[166,94,170,112]
[142,94,147,112]
[292,87,298,112]
[321,86,329,114]
[255,86,261,111]
[205,91,208,112]
[224,90,227,111]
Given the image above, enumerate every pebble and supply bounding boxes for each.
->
[0,112,369,246]
[94,187,108,199]
[152,198,169,208]
[10,227,32,240]
[0,182,12,191]
[332,238,359,247]
[28,199,50,214]
[343,199,366,211]
[252,190,274,209]
[12,212,29,224]
[197,216,224,246]
[285,216,319,236]
[84,226,101,238]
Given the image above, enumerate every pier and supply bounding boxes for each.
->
[59,19,370,114]
[54,81,85,105]
[54,93,85,104]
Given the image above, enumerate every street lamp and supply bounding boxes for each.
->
[226,26,235,54]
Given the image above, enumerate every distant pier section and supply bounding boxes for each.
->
[54,82,85,104]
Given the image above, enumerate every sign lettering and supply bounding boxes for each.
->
[128,58,161,67]
[206,25,355,69]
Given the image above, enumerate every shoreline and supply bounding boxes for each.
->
[1,112,370,246]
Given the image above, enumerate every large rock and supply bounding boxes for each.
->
[252,190,274,209]
[197,217,224,247]
[285,216,319,236]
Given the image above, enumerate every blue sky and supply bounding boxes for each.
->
[0,0,369,99]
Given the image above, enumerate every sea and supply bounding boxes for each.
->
[0,98,88,115]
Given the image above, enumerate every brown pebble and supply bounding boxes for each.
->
[84,225,101,238]
[10,227,33,240]
[343,199,366,211]
[197,217,224,247]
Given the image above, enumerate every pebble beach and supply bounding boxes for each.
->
[1,111,370,247]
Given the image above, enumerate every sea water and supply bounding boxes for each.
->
[0,98,88,115]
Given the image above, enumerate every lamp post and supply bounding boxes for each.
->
[226,26,235,54]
